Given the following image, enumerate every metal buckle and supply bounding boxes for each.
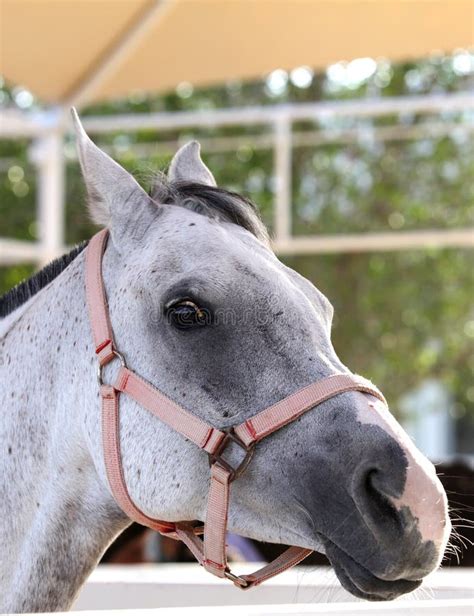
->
[224,569,249,588]
[208,429,255,481]
[97,349,126,386]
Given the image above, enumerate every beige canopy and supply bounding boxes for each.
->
[0,0,473,106]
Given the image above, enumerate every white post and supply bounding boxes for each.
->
[400,380,455,459]
[31,129,65,266]
[273,115,292,242]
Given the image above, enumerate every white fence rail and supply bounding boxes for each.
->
[70,564,473,614]
[1,92,473,267]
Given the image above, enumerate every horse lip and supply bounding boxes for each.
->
[319,535,422,601]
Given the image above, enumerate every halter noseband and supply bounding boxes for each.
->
[85,228,387,589]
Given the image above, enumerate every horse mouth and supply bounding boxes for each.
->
[321,537,422,601]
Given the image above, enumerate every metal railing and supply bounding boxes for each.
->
[0,91,473,266]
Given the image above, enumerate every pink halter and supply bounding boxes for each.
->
[85,228,387,589]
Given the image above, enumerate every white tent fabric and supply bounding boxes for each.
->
[0,0,472,106]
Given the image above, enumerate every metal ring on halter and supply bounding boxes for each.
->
[224,569,249,588]
[97,350,126,386]
[208,428,255,481]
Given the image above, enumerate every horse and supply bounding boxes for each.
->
[0,112,450,612]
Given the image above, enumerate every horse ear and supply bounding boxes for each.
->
[71,108,159,248]
[168,141,217,187]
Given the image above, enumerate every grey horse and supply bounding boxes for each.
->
[0,114,450,612]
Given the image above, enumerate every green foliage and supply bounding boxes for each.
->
[0,140,37,241]
[292,136,474,235]
[0,264,34,295]
[1,54,473,448]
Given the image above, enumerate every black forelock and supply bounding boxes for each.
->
[150,177,270,244]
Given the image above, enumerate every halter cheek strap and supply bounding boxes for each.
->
[85,228,387,589]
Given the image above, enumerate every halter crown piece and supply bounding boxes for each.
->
[85,228,387,589]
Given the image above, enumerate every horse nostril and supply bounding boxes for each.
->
[365,467,398,498]
[356,468,404,541]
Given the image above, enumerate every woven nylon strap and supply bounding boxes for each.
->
[85,229,387,589]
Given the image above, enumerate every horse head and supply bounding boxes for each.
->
[73,113,450,601]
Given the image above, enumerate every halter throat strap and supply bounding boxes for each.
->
[85,228,387,589]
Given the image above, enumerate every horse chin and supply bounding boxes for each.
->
[321,537,422,601]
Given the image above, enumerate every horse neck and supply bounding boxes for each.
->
[0,249,129,612]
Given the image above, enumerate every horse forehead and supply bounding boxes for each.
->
[145,209,279,277]
[140,208,330,315]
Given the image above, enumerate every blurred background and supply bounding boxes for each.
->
[0,0,473,569]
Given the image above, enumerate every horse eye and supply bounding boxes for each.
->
[165,300,210,330]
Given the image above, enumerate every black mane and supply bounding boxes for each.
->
[1,181,268,319]
[0,242,88,319]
